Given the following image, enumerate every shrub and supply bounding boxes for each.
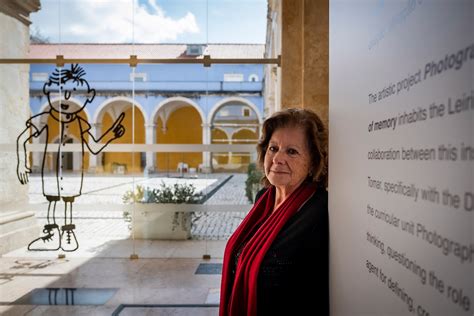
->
[122,182,203,231]
[245,162,263,203]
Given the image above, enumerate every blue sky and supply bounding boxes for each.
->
[30,0,267,44]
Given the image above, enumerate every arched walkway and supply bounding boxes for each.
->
[208,97,260,172]
[95,99,146,173]
[154,99,203,172]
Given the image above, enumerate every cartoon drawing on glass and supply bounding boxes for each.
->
[16,64,125,251]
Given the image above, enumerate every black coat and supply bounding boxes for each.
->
[255,186,329,316]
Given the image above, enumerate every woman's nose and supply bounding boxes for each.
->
[272,150,285,164]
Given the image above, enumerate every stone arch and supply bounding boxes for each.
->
[93,96,147,126]
[95,97,146,173]
[153,97,204,172]
[208,97,261,172]
[207,97,262,125]
[211,127,231,142]
[231,128,259,165]
[231,127,258,139]
[151,96,205,129]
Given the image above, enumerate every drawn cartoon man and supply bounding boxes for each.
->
[16,64,125,251]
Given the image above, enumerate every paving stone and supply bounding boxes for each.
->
[28,174,251,242]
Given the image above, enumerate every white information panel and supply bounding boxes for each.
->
[329,1,473,315]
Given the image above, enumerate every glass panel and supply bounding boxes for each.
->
[31,0,133,44]
[207,0,267,44]
[1,0,271,312]
[26,62,136,255]
[30,0,207,44]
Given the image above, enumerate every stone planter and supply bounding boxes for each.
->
[123,183,202,240]
[131,204,192,240]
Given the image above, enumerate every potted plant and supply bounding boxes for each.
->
[122,182,202,240]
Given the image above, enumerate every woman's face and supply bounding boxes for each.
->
[264,126,312,194]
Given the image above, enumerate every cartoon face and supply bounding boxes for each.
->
[47,80,84,114]
[43,64,96,115]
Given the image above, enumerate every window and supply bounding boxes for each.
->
[224,73,244,82]
[130,72,147,82]
[186,44,204,56]
[219,110,230,117]
[248,74,259,82]
[242,107,250,117]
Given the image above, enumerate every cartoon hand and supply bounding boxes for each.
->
[17,163,31,185]
[111,112,125,139]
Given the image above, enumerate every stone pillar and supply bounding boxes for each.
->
[0,1,41,255]
[31,116,44,173]
[281,0,303,109]
[281,0,328,125]
[228,139,233,164]
[88,123,102,173]
[303,0,329,125]
[201,123,211,172]
[145,124,156,174]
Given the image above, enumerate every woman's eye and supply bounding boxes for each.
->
[287,148,298,155]
[268,146,277,152]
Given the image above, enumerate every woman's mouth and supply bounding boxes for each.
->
[271,170,289,174]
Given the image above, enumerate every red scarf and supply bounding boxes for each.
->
[219,182,317,316]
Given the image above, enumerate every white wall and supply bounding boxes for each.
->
[329,1,473,315]
[0,11,39,254]
[0,11,30,204]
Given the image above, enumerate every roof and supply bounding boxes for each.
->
[27,43,265,59]
[0,0,41,25]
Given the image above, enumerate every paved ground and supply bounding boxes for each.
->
[1,173,253,315]
[27,173,250,248]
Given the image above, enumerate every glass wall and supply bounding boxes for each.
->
[0,0,275,312]
[0,0,277,315]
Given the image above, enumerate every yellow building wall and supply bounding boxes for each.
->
[211,128,229,165]
[156,106,202,171]
[102,107,145,173]
[232,129,258,164]
[44,111,90,172]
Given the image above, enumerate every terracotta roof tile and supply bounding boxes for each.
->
[27,43,265,59]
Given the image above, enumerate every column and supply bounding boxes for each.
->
[228,139,233,165]
[281,0,329,124]
[31,116,44,173]
[88,123,102,173]
[145,124,156,174]
[201,123,211,173]
[0,2,41,254]
[281,0,303,108]
[302,0,329,123]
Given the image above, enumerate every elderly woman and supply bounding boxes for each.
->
[220,108,329,316]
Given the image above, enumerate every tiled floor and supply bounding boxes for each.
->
[0,174,251,315]
[0,240,225,316]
